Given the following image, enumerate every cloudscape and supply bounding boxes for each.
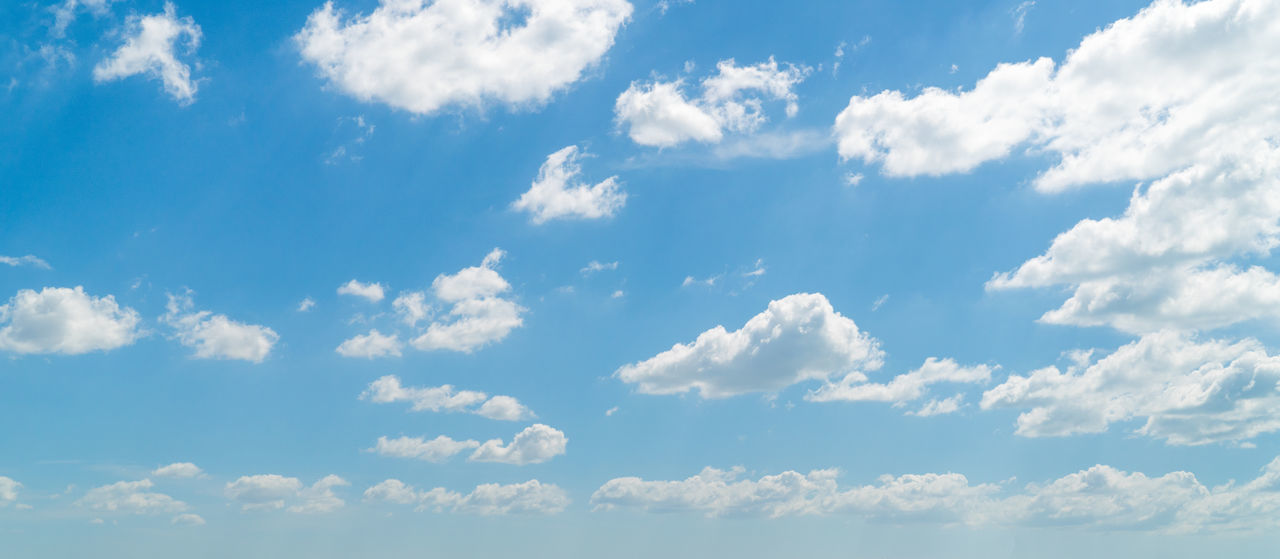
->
[2,1,1279,557]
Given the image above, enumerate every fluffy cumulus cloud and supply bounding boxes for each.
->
[615,293,884,398]
[289,475,351,514]
[361,375,535,421]
[225,474,348,513]
[373,435,480,462]
[0,286,142,355]
[981,331,1280,446]
[987,153,1280,333]
[76,479,187,515]
[337,279,385,302]
[295,0,633,115]
[512,145,626,224]
[616,57,811,147]
[835,0,1280,190]
[365,479,569,515]
[592,466,998,521]
[406,249,525,352]
[373,424,566,465]
[469,423,567,465]
[93,2,202,103]
[336,329,403,358]
[162,293,278,363]
[152,462,202,479]
[592,457,1280,533]
[834,0,1280,334]
[0,476,20,507]
[807,357,994,416]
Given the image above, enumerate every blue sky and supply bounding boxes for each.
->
[3,0,1280,557]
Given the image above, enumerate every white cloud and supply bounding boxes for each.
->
[336,329,403,358]
[363,373,537,419]
[0,286,142,355]
[988,153,1280,333]
[615,80,721,146]
[1011,1,1035,35]
[93,2,202,104]
[0,476,20,507]
[910,394,965,417]
[295,0,633,115]
[362,479,418,505]
[392,292,430,326]
[373,435,480,463]
[170,513,205,526]
[363,375,536,420]
[581,260,619,275]
[152,462,202,479]
[476,395,536,421]
[0,254,51,269]
[225,474,347,513]
[615,293,884,398]
[77,479,187,515]
[870,294,888,311]
[513,145,626,223]
[834,57,1054,177]
[981,331,1280,446]
[656,0,692,14]
[469,423,568,465]
[163,293,278,363]
[225,475,301,511]
[807,357,993,409]
[592,466,996,520]
[410,249,524,352]
[680,274,718,288]
[50,0,116,38]
[297,297,316,312]
[616,57,811,148]
[337,279,385,302]
[365,479,569,515]
[835,0,1280,190]
[289,475,350,514]
[592,457,1280,533]
[834,0,1280,334]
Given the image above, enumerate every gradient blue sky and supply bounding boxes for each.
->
[3,0,1280,557]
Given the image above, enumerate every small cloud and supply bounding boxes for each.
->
[657,0,693,15]
[171,513,205,526]
[844,172,864,187]
[611,290,624,299]
[605,406,619,416]
[580,260,619,275]
[682,275,718,288]
[871,294,889,311]
[297,297,316,312]
[1011,1,1035,35]
[152,462,203,479]
[337,279,385,303]
[0,254,51,269]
